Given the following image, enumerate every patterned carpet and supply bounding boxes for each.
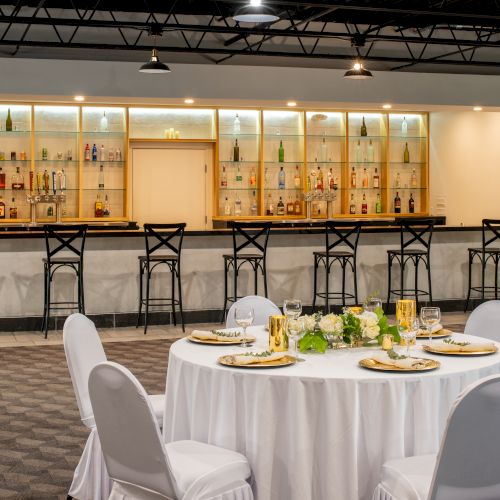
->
[0,339,175,499]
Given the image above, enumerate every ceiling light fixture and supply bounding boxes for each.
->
[139,25,171,74]
[344,61,373,80]
[184,98,195,104]
[74,95,85,102]
[233,0,280,23]
[287,101,297,107]
[382,104,392,109]
[473,106,483,111]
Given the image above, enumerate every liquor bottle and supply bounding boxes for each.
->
[84,143,91,161]
[286,196,294,215]
[250,191,258,216]
[100,111,108,132]
[52,170,57,194]
[317,166,324,191]
[360,116,367,137]
[0,167,5,189]
[327,168,334,191]
[333,175,339,191]
[294,195,301,215]
[277,197,285,216]
[375,193,382,214]
[99,145,105,161]
[92,144,97,161]
[6,108,12,132]
[103,195,111,217]
[0,197,4,218]
[403,142,410,163]
[362,193,368,214]
[309,166,316,191]
[266,194,274,216]
[350,166,357,188]
[395,172,401,188]
[98,165,105,189]
[59,169,66,192]
[402,116,408,137]
[367,139,374,162]
[42,148,48,161]
[249,167,256,187]
[43,169,49,194]
[235,165,243,184]
[66,149,72,161]
[355,140,362,163]
[115,148,122,161]
[278,140,285,163]
[319,137,328,162]
[9,197,17,219]
[394,192,401,213]
[94,193,103,217]
[234,196,242,216]
[224,197,231,216]
[373,167,380,189]
[411,168,417,188]
[233,113,240,135]
[108,149,114,162]
[362,168,369,188]
[233,139,240,162]
[11,166,24,190]
[294,165,301,189]
[278,166,285,189]
[220,166,227,188]
[409,193,415,213]
[29,171,34,192]
[349,193,356,214]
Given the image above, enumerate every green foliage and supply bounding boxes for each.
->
[298,331,329,353]
[340,312,361,344]
[375,307,400,344]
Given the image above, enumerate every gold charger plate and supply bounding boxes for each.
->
[359,357,440,373]
[416,328,452,339]
[187,335,256,346]
[218,354,296,368]
[422,345,498,356]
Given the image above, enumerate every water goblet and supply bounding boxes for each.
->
[420,307,441,345]
[399,317,419,357]
[284,299,303,362]
[234,306,254,348]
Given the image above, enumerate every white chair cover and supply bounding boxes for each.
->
[90,361,253,500]
[464,300,500,341]
[372,374,500,500]
[226,295,281,328]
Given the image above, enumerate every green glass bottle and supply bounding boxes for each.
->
[360,116,367,137]
[6,108,12,132]
[233,139,240,162]
[403,142,410,163]
[278,140,285,162]
[375,193,382,214]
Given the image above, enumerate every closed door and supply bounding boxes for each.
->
[131,146,210,229]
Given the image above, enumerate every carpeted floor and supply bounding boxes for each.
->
[0,339,175,500]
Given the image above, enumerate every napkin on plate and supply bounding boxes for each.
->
[428,341,496,353]
[191,330,245,342]
[418,323,443,334]
[372,353,429,369]
[229,351,287,365]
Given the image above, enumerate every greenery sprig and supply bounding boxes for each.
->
[443,338,470,347]
[238,351,273,357]
[387,349,407,360]
[211,330,245,338]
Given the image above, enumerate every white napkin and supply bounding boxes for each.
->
[418,323,443,334]
[428,341,496,353]
[230,351,287,365]
[191,330,245,342]
[372,353,429,369]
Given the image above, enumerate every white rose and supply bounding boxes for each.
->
[319,314,343,334]
[363,325,380,339]
[301,315,317,331]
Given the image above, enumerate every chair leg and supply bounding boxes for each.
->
[44,270,51,339]
[41,265,48,334]
[312,257,318,310]
[386,255,392,311]
[144,269,151,335]
[325,258,330,314]
[400,258,405,301]
[427,257,433,305]
[221,260,228,324]
[254,263,258,295]
[495,257,499,300]
[233,263,238,304]
[465,253,473,312]
[136,261,144,328]
[171,266,177,327]
[481,256,486,302]
[353,257,359,305]
[341,260,347,308]
[263,262,269,298]
[414,257,419,308]
[177,268,185,333]
[79,263,85,315]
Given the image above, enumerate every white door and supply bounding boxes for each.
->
[131,145,211,229]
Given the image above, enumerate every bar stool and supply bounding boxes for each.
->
[136,223,186,334]
[465,219,500,311]
[312,221,362,313]
[386,218,435,310]
[42,224,87,339]
[221,221,271,322]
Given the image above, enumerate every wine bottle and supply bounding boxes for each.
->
[317,166,324,191]
[403,142,410,163]
[286,196,294,215]
[395,172,401,188]
[103,195,111,217]
[220,166,227,188]
[278,140,285,163]
[360,116,367,137]
[402,116,408,137]
[328,168,334,191]
[266,194,274,216]
[411,168,417,188]
[373,168,380,189]
[5,108,12,132]
[233,113,240,135]
[277,196,285,216]
[294,165,301,188]
[309,166,316,191]
[233,139,240,162]
[59,169,66,192]
[92,144,97,161]
[394,192,401,213]
[9,197,17,219]
[11,166,24,190]
[0,196,4,219]
[234,196,242,216]
[350,167,357,188]
[115,149,122,161]
[0,167,5,190]
[409,193,415,213]
[294,195,301,215]
[375,193,382,214]
[278,166,285,189]
[349,193,356,214]
[250,191,258,216]
[367,139,374,162]
[98,165,105,189]
[362,168,369,188]
[224,197,231,216]
[362,193,368,214]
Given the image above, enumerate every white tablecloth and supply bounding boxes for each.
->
[163,327,500,500]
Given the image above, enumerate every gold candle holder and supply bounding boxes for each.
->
[396,299,416,345]
[348,306,363,315]
[381,334,394,351]
[268,315,288,352]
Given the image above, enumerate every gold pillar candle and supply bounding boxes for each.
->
[268,315,288,352]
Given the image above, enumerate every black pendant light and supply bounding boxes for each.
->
[344,61,373,80]
[233,0,280,23]
[139,26,171,74]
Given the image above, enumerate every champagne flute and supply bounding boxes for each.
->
[420,307,441,344]
[284,299,303,361]
[234,306,254,348]
[399,317,419,357]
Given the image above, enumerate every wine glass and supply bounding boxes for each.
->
[399,317,419,356]
[420,307,441,344]
[234,306,254,348]
[364,297,383,313]
[284,299,303,361]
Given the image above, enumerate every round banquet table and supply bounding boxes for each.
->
[163,327,500,500]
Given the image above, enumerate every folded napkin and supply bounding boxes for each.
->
[191,330,245,342]
[428,341,496,353]
[372,353,429,369]
[418,324,443,335]
[229,351,287,365]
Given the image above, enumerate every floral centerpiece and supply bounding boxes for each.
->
[295,307,399,353]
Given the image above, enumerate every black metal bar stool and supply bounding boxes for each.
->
[42,224,87,339]
[136,223,186,334]
[386,218,435,310]
[465,219,500,311]
[221,221,272,322]
[312,221,362,313]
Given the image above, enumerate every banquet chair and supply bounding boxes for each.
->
[63,313,165,500]
[89,361,254,500]
[226,295,281,328]
[464,300,500,341]
[372,374,500,500]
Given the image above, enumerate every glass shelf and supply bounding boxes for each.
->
[389,187,426,190]
[265,188,303,191]
[220,187,260,191]
[0,131,31,136]
[35,160,79,163]
[349,161,384,165]
[344,187,383,191]
[264,134,304,138]
[389,162,426,165]
[349,135,386,139]
[264,161,304,164]
[307,134,346,138]
[82,131,126,136]
[82,161,125,164]
[35,131,79,135]
[220,160,259,164]
[220,133,260,137]
[390,135,427,139]
[308,161,344,164]
[83,188,126,191]
[0,160,31,163]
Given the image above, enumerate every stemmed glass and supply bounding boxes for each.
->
[420,307,441,344]
[364,297,383,313]
[234,306,254,348]
[284,299,303,362]
[399,317,419,356]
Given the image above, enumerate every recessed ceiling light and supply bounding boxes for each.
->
[473,106,483,111]
[74,95,85,102]
[382,104,392,109]
[287,101,297,107]
[184,98,195,104]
